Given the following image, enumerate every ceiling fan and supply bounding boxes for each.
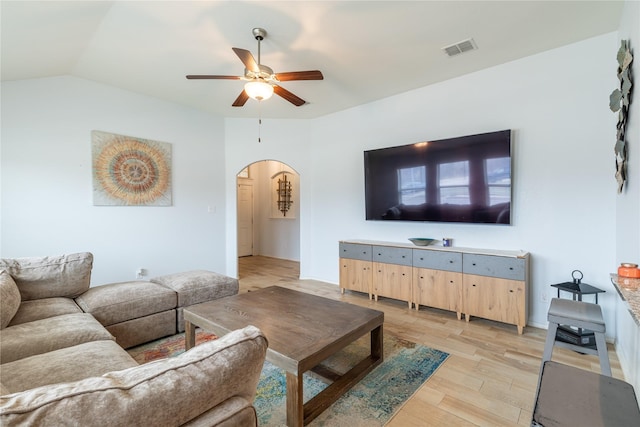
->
[186,28,323,107]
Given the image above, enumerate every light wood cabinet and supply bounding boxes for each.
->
[414,268,462,319]
[373,262,413,308]
[339,258,372,298]
[340,240,529,334]
[463,274,526,334]
[339,243,372,299]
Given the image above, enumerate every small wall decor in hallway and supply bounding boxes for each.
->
[92,130,172,206]
[271,171,295,218]
[609,39,634,193]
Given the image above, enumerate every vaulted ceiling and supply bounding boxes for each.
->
[1,1,624,119]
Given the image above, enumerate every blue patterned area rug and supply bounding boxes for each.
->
[255,334,449,427]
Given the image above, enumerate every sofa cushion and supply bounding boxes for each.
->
[151,270,239,307]
[106,310,176,349]
[0,253,93,301]
[75,281,176,326]
[0,313,114,364]
[0,340,138,394]
[0,326,268,426]
[8,297,82,327]
[0,271,20,329]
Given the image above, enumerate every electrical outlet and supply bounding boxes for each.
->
[541,290,549,303]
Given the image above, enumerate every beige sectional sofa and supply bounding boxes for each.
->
[0,253,268,426]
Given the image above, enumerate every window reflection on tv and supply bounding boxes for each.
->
[364,130,512,224]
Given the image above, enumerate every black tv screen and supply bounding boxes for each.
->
[364,130,512,224]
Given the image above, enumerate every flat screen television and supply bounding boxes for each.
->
[364,130,512,224]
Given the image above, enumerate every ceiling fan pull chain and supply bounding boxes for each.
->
[258,102,262,143]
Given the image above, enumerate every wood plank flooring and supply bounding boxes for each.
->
[238,255,625,427]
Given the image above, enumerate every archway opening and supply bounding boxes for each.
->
[236,160,300,282]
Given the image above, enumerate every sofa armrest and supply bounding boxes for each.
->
[0,326,268,427]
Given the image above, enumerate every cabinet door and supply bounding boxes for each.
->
[463,274,526,334]
[413,268,462,318]
[373,262,412,307]
[339,258,372,298]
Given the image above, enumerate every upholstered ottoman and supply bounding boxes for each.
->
[151,270,239,332]
[75,281,177,349]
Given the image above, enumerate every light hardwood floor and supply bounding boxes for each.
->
[238,255,624,427]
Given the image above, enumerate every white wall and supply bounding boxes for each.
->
[1,76,227,285]
[614,0,639,392]
[226,33,620,331]
[616,0,640,265]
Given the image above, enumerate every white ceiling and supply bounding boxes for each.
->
[1,1,624,119]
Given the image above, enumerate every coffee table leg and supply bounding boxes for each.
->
[371,324,383,361]
[286,371,303,427]
[185,320,196,350]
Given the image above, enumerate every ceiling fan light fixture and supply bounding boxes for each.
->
[244,80,274,101]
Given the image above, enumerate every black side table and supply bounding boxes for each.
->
[550,270,605,349]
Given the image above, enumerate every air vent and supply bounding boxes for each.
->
[442,38,478,57]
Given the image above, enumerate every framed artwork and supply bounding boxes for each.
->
[92,130,172,206]
[271,171,295,218]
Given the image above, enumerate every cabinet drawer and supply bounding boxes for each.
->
[373,246,413,267]
[339,242,372,261]
[413,250,462,272]
[463,254,525,281]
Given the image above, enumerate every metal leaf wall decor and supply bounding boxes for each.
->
[609,40,634,193]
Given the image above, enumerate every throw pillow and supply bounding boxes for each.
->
[0,270,21,329]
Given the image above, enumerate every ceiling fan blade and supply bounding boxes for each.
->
[275,70,324,81]
[186,75,241,80]
[232,90,249,107]
[273,85,305,106]
[232,47,259,73]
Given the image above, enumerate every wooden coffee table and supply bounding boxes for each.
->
[183,286,384,427]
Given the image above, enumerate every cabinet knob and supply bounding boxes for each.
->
[472,284,477,287]
[472,263,477,266]
[509,289,514,293]
[420,276,424,279]
[449,280,454,284]
[420,257,424,261]
[509,267,514,271]
[449,260,453,263]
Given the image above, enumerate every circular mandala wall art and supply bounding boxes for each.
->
[92,131,172,206]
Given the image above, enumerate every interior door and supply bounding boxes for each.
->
[237,182,254,257]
